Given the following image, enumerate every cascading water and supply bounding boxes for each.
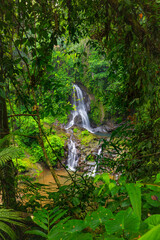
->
[86,147,102,177]
[66,84,97,171]
[97,148,102,156]
[67,137,78,171]
[65,84,94,133]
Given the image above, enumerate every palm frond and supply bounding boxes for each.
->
[0,209,25,240]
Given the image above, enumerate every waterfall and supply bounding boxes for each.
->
[65,84,94,133]
[67,137,78,171]
[66,84,99,172]
[97,148,102,155]
[87,162,97,177]
[86,147,102,177]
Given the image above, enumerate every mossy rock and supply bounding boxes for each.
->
[76,130,95,146]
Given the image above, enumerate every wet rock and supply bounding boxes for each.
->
[74,115,82,125]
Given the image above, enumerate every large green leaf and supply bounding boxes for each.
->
[85,207,114,230]
[139,224,160,240]
[94,173,110,185]
[105,208,140,235]
[144,215,160,229]
[59,219,86,233]
[48,220,87,240]
[126,183,141,220]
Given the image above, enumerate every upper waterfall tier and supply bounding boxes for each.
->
[65,84,94,133]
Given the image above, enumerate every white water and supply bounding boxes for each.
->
[98,147,102,155]
[65,84,94,133]
[87,162,97,177]
[67,137,78,171]
[66,84,100,171]
[86,147,102,177]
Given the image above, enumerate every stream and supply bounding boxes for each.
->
[38,168,70,190]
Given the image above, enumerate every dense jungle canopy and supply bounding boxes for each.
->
[0,0,160,240]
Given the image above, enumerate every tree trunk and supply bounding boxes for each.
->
[0,32,17,208]
[0,96,17,208]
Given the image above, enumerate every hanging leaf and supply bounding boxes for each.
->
[126,183,141,220]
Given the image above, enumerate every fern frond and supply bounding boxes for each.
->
[0,147,20,165]
[26,207,68,238]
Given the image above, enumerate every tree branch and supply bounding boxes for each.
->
[8,114,38,118]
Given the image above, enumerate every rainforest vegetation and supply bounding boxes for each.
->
[0,0,160,239]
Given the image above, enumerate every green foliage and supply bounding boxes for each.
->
[105,208,140,235]
[126,183,141,220]
[81,130,89,137]
[26,172,160,240]
[15,118,39,147]
[77,130,95,146]
[12,115,66,168]
[98,123,160,181]
[139,225,160,240]
[0,147,20,165]
[48,173,98,219]
[73,128,78,133]
[44,135,65,166]
[89,100,102,125]
[26,207,69,239]
[0,209,24,240]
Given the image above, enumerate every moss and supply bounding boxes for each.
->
[81,130,89,137]
[73,128,78,133]
[77,130,95,146]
